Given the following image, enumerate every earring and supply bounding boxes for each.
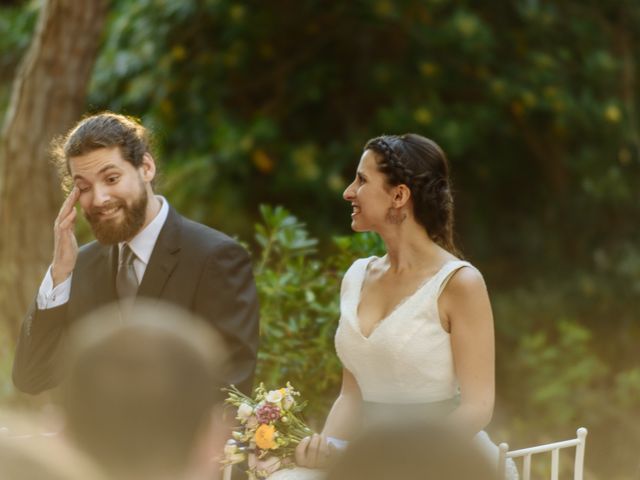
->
[386,207,407,225]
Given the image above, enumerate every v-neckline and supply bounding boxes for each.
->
[354,256,454,340]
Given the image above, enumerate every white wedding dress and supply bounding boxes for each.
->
[269,257,518,480]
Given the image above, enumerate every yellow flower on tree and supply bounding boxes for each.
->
[413,107,432,126]
[604,104,621,123]
[252,149,275,174]
[255,424,277,450]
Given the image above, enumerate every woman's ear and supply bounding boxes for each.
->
[140,152,157,183]
[392,184,411,208]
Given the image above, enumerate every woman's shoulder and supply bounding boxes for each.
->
[435,249,477,276]
[341,255,379,287]
[347,255,379,273]
[438,259,487,304]
[448,263,485,288]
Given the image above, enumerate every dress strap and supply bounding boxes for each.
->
[433,260,475,298]
[341,257,370,283]
[340,256,377,299]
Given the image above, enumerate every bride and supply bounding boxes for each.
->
[269,133,517,479]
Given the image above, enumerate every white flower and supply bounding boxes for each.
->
[283,395,294,409]
[224,440,246,464]
[232,431,244,441]
[266,390,284,404]
[237,403,253,420]
[224,442,238,456]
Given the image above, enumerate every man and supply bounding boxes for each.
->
[61,301,231,480]
[13,112,259,395]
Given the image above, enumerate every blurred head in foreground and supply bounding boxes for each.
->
[0,410,106,480]
[60,300,229,480]
[326,422,497,480]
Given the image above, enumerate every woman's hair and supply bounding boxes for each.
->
[365,134,459,255]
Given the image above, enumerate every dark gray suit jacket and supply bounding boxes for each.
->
[13,206,259,395]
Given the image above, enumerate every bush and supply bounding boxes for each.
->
[252,205,383,422]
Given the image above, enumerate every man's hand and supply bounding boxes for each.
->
[51,188,80,287]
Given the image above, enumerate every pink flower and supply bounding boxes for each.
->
[255,403,281,424]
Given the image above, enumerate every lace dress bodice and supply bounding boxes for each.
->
[335,256,471,404]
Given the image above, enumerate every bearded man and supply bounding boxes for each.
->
[13,112,259,395]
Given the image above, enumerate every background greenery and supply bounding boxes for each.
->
[2,0,640,478]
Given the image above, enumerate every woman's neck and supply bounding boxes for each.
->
[378,220,448,273]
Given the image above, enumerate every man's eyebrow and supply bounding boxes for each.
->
[72,164,121,181]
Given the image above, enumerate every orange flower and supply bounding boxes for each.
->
[255,424,277,450]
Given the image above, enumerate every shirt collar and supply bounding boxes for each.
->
[120,195,169,265]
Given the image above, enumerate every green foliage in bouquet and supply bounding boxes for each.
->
[223,382,312,461]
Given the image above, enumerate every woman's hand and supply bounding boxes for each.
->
[248,453,281,476]
[295,433,335,469]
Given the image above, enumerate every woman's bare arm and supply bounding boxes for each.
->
[295,368,362,468]
[440,266,495,436]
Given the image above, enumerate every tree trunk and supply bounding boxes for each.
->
[0,0,108,339]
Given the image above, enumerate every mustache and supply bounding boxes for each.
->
[86,200,125,219]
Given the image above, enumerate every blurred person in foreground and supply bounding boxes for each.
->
[0,409,106,480]
[13,112,259,395]
[326,423,498,480]
[59,301,231,480]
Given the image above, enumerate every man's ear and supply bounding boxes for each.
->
[392,184,411,208]
[140,153,156,183]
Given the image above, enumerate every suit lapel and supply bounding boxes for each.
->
[94,245,119,305]
[136,206,181,300]
[69,243,118,320]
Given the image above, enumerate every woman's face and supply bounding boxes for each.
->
[342,149,394,232]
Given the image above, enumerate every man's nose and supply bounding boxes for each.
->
[91,185,111,206]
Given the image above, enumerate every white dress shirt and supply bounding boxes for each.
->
[37,196,169,310]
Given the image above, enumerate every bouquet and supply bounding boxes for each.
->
[222,382,313,479]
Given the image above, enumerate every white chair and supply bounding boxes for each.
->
[498,427,588,480]
[222,464,232,480]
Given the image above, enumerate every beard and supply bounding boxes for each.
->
[85,186,149,245]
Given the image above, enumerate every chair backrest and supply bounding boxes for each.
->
[498,427,588,480]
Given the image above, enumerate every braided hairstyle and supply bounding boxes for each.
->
[364,134,460,256]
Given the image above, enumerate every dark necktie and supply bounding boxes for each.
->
[116,244,139,299]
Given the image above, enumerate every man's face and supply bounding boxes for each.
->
[70,147,155,244]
